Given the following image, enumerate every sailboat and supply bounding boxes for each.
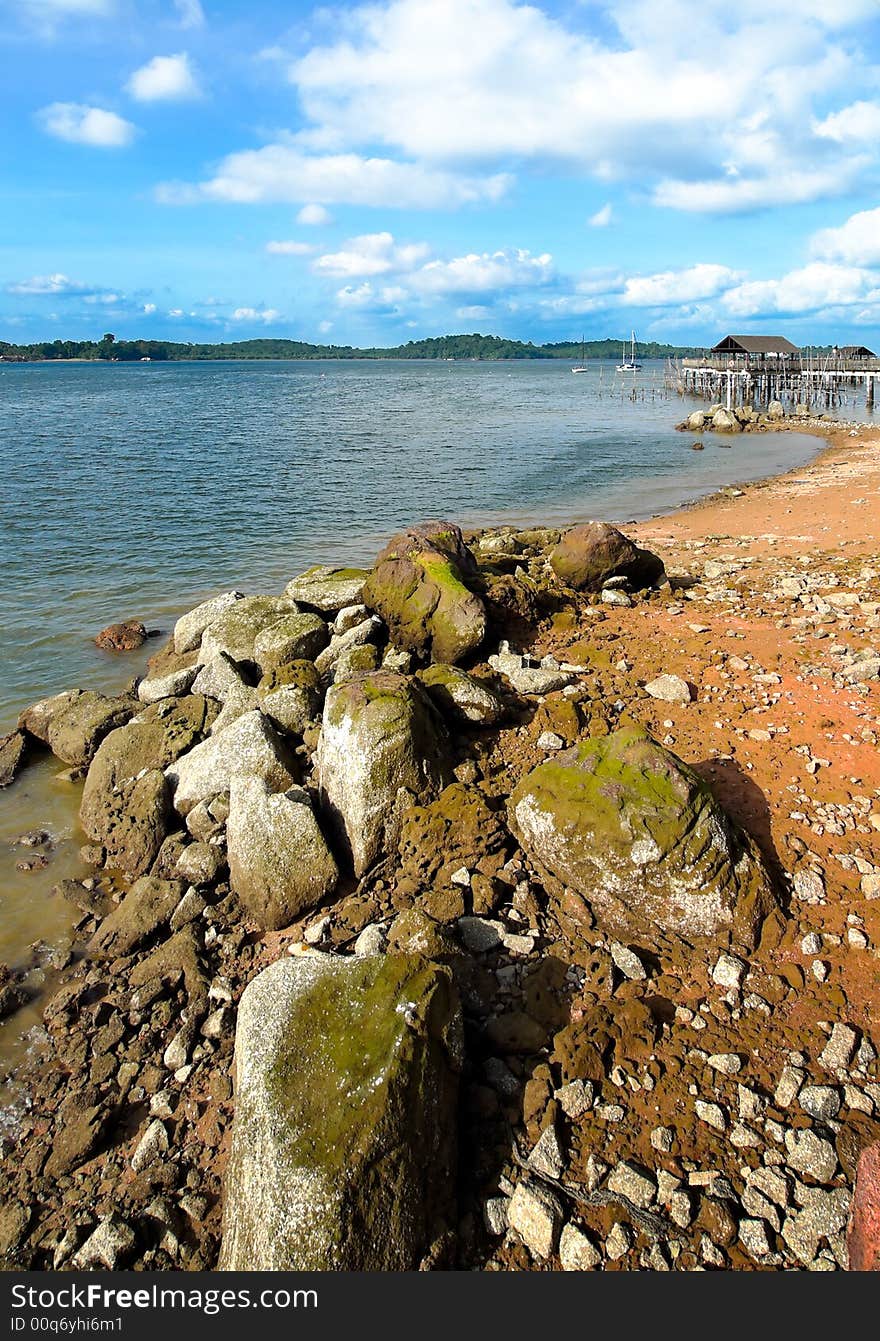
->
[571,335,589,373]
[616,330,642,372]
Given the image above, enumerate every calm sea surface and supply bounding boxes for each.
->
[0,357,861,1075]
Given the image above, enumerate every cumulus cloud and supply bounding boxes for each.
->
[284,0,877,215]
[37,103,135,148]
[314,232,430,277]
[160,147,510,209]
[297,203,332,226]
[812,206,880,266]
[266,240,315,255]
[232,307,283,324]
[622,264,743,306]
[127,53,200,102]
[722,262,879,317]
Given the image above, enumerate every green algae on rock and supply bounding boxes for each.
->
[218,953,461,1271]
[509,725,779,952]
[363,520,487,664]
[317,670,451,877]
[284,565,369,613]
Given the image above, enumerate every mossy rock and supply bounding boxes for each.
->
[509,725,779,953]
[200,595,301,666]
[218,954,461,1270]
[44,691,137,767]
[252,611,328,671]
[333,642,381,683]
[363,521,486,665]
[284,566,369,613]
[317,671,451,877]
[417,664,504,725]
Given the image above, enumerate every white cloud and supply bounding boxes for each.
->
[168,308,185,317]
[722,262,879,316]
[812,206,880,266]
[283,0,877,214]
[173,0,205,29]
[232,307,283,324]
[38,103,135,148]
[814,100,880,143]
[161,147,510,208]
[588,203,613,227]
[314,231,430,276]
[6,273,91,295]
[297,203,332,226]
[335,284,376,308]
[127,53,200,103]
[652,162,862,213]
[143,303,157,314]
[410,248,553,296]
[266,240,315,255]
[318,319,333,333]
[622,264,743,306]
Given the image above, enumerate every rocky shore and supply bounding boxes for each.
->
[1,423,879,1273]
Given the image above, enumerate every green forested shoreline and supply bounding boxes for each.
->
[0,331,704,363]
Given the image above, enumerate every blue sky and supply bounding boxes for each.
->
[3,0,880,347]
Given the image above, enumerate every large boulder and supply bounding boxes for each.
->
[88,877,184,959]
[711,407,742,433]
[363,521,487,664]
[198,596,301,667]
[165,710,296,816]
[252,611,328,670]
[18,690,135,767]
[218,953,461,1271]
[508,726,778,952]
[227,779,339,930]
[317,671,450,876]
[81,696,216,874]
[173,590,243,654]
[284,565,368,613]
[549,522,664,593]
[257,660,323,735]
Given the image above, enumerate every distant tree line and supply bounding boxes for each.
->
[0,331,705,363]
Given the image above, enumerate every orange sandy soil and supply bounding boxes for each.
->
[468,423,880,1270]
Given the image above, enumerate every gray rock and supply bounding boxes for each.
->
[227,779,339,931]
[607,1161,656,1208]
[799,1085,841,1121]
[315,616,383,676]
[528,1125,564,1180]
[317,671,449,877]
[284,566,368,613]
[165,711,296,816]
[784,1127,837,1183]
[174,591,243,654]
[644,673,693,705]
[610,941,647,981]
[175,841,225,887]
[819,1023,858,1073]
[73,1215,136,1269]
[252,612,328,670]
[508,727,777,953]
[781,1187,850,1266]
[417,664,504,726]
[218,954,461,1270]
[138,666,198,703]
[199,595,301,667]
[559,1222,601,1270]
[131,1120,168,1173]
[507,1180,563,1259]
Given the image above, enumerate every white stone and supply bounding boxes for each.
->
[610,941,647,981]
[174,591,243,654]
[559,1223,601,1270]
[695,1100,727,1131]
[607,1161,656,1208]
[507,1181,563,1259]
[712,952,746,989]
[644,674,692,705]
[165,710,294,816]
[131,1119,168,1173]
[820,1023,858,1073]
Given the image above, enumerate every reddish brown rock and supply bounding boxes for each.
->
[849,1140,880,1270]
[95,620,147,652]
[549,520,664,592]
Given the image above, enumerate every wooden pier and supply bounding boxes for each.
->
[666,336,880,415]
